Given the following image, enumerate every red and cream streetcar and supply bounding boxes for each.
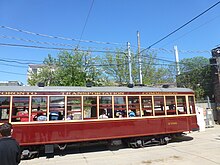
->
[0,85,198,157]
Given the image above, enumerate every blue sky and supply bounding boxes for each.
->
[0,0,220,85]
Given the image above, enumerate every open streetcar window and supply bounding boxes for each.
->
[0,97,10,122]
[67,96,82,120]
[177,96,187,114]
[114,96,126,118]
[99,96,112,118]
[165,96,177,115]
[11,96,29,122]
[141,96,153,116]
[188,96,195,114]
[128,96,140,117]
[31,96,47,121]
[49,96,65,120]
[83,96,97,119]
[153,96,165,116]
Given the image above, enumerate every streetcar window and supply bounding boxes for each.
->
[83,96,97,119]
[165,96,176,115]
[99,96,112,118]
[11,96,29,122]
[188,96,195,114]
[31,96,47,121]
[114,96,126,118]
[141,96,153,116]
[0,97,10,122]
[177,96,187,114]
[67,96,82,120]
[128,96,140,117]
[49,96,64,120]
[154,96,165,116]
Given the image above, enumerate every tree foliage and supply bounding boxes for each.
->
[28,51,104,86]
[140,53,175,85]
[28,49,213,101]
[101,51,129,85]
[101,50,175,86]
[176,56,212,101]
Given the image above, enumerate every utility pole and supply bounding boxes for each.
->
[137,31,143,85]
[127,42,133,86]
[174,45,180,76]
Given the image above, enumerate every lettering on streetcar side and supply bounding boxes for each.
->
[0,92,38,95]
[62,92,125,95]
[0,91,179,96]
[168,122,178,125]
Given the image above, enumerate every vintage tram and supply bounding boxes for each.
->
[0,85,198,158]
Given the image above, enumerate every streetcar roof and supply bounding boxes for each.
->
[0,86,194,93]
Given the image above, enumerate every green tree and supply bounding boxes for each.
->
[102,51,129,85]
[28,51,104,86]
[101,50,175,86]
[176,56,212,100]
[139,52,175,85]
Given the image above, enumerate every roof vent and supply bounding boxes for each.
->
[128,83,134,88]
[86,82,93,87]
[162,84,169,88]
[37,82,45,87]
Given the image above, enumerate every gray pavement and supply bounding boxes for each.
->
[20,125,220,165]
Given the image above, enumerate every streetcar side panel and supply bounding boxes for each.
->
[12,115,195,146]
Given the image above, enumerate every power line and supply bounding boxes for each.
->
[0,35,77,48]
[1,34,211,54]
[148,47,210,54]
[140,0,220,53]
[0,58,34,65]
[0,70,26,76]
[0,42,126,54]
[0,57,42,63]
[0,62,27,68]
[0,42,211,65]
[77,0,95,48]
[0,35,119,52]
[0,25,125,46]
[160,14,220,48]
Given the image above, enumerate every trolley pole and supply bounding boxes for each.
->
[127,42,133,86]
[137,31,143,85]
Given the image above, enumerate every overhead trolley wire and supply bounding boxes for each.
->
[0,35,120,52]
[0,35,77,48]
[0,58,35,65]
[0,57,42,63]
[0,42,126,54]
[0,70,26,76]
[0,25,125,46]
[140,0,220,53]
[77,0,95,48]
[160,13,220,48]
[0,62,27,68]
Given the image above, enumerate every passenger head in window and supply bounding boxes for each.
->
[67,112,74,120]
[58,111,63,120]
[99,109,108,119]
[128,110,136,117]
[34,111,46,121]
[169,101,175,110]
[115,111,123,118]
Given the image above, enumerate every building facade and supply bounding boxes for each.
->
[210,47,220,123]
[0,81,23,86]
